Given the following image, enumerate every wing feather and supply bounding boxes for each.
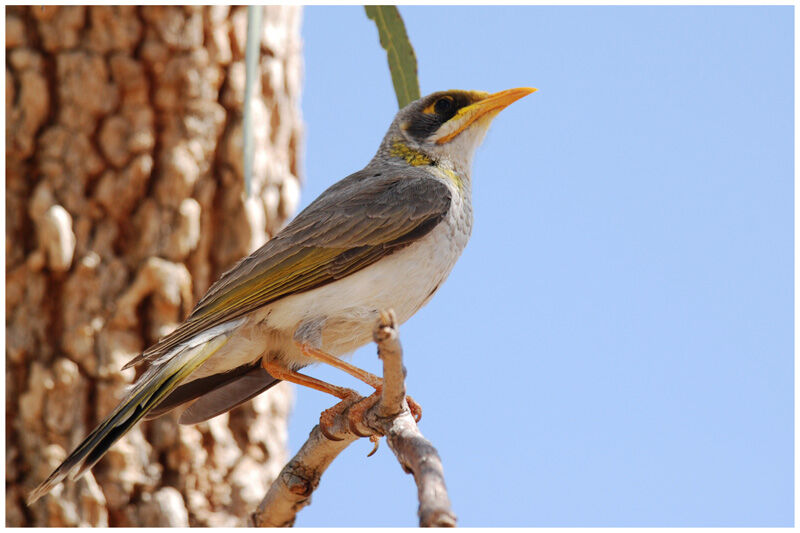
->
[124,170,451,369]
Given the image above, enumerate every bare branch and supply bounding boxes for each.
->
[251,415,357,526]
[253,309,457,527]
[369,310,457,527]
[373,309,407,417]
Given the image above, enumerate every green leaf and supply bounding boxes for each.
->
[365,6,420,108]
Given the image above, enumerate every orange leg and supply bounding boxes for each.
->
[266,345,423,441]
[297,342,383,389]
[295,343,423,423]
[263,358,361,440]
[262,359,355,399]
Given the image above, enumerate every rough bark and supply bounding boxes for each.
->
[6,6,303,526]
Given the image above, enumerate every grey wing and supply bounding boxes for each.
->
[193,167,454,309]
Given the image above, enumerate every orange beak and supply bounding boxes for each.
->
[435,87,537,145]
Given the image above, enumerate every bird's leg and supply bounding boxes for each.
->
[261,359,355,399]
[296,342,423,423]
[297,342,383,389]
[262,358,360,440]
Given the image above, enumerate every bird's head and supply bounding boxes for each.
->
[378,87,536,175]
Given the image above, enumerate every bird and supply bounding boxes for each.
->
[27,86,535,504]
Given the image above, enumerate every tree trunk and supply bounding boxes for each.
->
[6,6,303,526]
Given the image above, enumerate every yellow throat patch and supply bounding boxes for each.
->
[389,141,463,191]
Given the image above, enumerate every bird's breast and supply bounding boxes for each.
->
[264,194,472,361]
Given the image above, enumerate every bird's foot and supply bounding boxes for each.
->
[346,388,422,437]
[406,394,423,423]
[318,388,422,442]
[347,388,382,437]
[343,390,384,456]
[319,389,361,441]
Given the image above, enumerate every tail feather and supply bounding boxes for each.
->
[27,333,232,505]
[144,361,263,421]
[178,366,281,425]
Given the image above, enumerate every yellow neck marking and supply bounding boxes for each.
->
[390,141,432,166]
[389,141,464,191]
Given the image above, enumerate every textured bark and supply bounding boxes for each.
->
[6,6,303,526]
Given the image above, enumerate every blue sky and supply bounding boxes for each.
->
[287,6,793,527]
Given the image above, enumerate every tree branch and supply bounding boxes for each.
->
[252,309,457,527]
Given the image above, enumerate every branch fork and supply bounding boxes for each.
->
[252,310,456,527]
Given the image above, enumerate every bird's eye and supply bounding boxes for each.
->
[434,97,455,116]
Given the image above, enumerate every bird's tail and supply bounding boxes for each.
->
[26,332,232,505]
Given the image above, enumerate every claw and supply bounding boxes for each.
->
[318,391,360,441]
[366,435,380,457]
[347,390,381,437]
[320,422,344,442]
[406,395,423,423]
[319,404,345,441]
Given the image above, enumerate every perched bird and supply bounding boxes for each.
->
[28,87,535,504]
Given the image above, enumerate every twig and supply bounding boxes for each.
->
[369,310,457,527]
[250,414,357,526]
[252,309,457,527]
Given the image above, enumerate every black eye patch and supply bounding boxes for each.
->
[405,113,443,140]
[406,93,472,141]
